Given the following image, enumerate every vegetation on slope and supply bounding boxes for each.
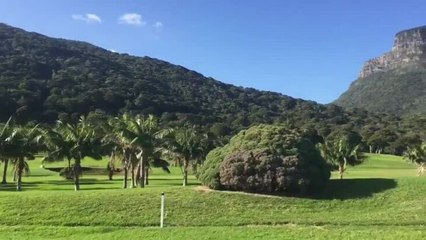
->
[0,22,328,128]
[0,22,424,156]
[335,67,426,116]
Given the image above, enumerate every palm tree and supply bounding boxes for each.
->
[4,125,42,191]
[44,117,103,191]
[103,119,129,187]
[318,139,361,179]
[167,126,203,186]
[144,149,170,185]
[118,114,167,188]
[0,118,13,184]
[105,115,142,188]
[404,143,426,176]
[0,159,9,185]
[106,143,135,188]
[42,127,74,178]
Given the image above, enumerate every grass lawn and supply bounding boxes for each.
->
[0,153,425,239]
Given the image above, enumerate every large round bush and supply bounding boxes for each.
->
[197,124,330,194]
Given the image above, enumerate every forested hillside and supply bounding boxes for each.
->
[335,26,426,116]
[0,23,354,128]
[0,23,424,154]
[0,23,323,125]
[335,68,426,116]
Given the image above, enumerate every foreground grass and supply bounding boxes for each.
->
[1,225,425,240]
[0,154,425,239]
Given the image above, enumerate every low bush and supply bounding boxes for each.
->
[198,124,330,194]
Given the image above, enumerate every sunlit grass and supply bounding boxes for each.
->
[0,153,425,239]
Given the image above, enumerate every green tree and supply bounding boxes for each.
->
[118,114,167,188]
[318,139,362,179]
[404,143,426,176]
[42,127,74,178]
[167,126,203,186]
[144,150,170,185]
[47,117,103,191]
[103,118,134,188]
[0,118,13,184]
[4,125,42,191]
[366,129,397,154]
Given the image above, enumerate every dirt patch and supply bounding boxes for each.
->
[194,186,286,199]
[194,186,214,193]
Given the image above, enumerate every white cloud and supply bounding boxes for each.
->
[72,13,102,24]
[153,21,163,29]
[118,13,146,26]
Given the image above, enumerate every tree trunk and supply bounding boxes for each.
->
[12,168,16,182]
[135,164,140,187]
[338,164,343,180]
[123,167,128,188]
[1,159,9,184]
[74,158,81,191]
[183,159,188,187]
[131,165,136,188]
[183,170,188,186]
[108,163,114,181]
[145,167,149,185]
[16,157,23,191]
[418,163,425,176]
[369,145,373,154]
[139,155,146,188]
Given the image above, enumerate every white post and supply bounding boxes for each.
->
[160,192,165,228]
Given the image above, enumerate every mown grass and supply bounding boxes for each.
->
[0,225,425,240]
[0,153,425,239]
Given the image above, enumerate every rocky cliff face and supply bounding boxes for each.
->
[335,26,426,116]
[359,26,426,78]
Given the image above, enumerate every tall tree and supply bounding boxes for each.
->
[103,118,135,188]
[42,128,74,178]
[4,125,42,191]
[0,118,13,184]
[144,150,170,185]
[167,126,203,186]
[318,139,362,179]
[118,114,167,188]
[46,117,103,191]
[404,143,426,176]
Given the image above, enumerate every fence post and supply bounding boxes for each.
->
[160,192,165,228]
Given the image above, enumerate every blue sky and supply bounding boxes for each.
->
[0,0,425,103]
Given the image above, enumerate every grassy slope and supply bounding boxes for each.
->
[0,154,425,239]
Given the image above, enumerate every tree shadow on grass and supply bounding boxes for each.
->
[147,178,200,186]
[28,174,56,177]
[0,178,119,191]
[311,178,397,200]
[0,183,40,192]
[28,178,116,185]
[156,181,200,186]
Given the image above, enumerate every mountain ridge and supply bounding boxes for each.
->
[1,22,425,154]
[0,23,328,127]
[335,26,426,116]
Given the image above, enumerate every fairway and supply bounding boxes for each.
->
[0,154,425,239]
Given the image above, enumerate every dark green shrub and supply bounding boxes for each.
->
[198,124,330,194]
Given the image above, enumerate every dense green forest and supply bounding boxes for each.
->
[0,23,424,155]
[335,67,426,116]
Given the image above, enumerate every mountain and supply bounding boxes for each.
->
[0,23,346,128]
[335,26,426,116]
[0,23,424,154]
